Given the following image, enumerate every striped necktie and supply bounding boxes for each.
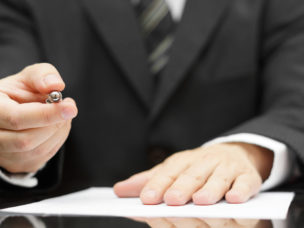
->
[134,0,175,77]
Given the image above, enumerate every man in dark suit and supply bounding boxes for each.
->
[0,0,303,206]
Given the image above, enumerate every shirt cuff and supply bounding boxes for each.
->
[203,133,293,191]
[0,169,38,188]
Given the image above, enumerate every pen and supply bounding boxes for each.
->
[46,91,63,104]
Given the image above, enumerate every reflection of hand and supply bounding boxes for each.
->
[132,217,272,228]
[0,63,78,173]
[114,143,273,206]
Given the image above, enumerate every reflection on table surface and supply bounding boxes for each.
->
[0,216,274,228]
[0,192,303,228]
[132,218,274,228]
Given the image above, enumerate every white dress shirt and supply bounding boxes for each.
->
[166,0,186,20]
[0,0,293,193]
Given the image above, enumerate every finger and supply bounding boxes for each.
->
[114,169,155,198]
[20,63,65,94]
[26,123,70,173]
[163,158,218,206]
[225,172,262,204]
[1,121,71,173]
[0,122,65,153]
[140,153,191,205]
[193,164,239,205]
[167,218,210,228]
[0,98,77,130]
[0,81,46,104]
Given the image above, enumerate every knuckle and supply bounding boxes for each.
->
[39,63,58,73]
[54,122,63,131]
[164,152,183,164]
[200,153,217,165]
[32,147,47,157]
[39,62,55,69]
[6,112,22,130]
[22,63,44,73]
[36,63,57,71]
[225,162,240,174]
[54,120,69,131]
[165,174,177,182]
[22,64,35,74]
[22,63,59,78]
[201,152,215,161]
[154,173,177,184]
[216,177,230,188]
[182,171,203,183]
[14,135,33,151]
[41,108,52,124]
[47,146,60,158]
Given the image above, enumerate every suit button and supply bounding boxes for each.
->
[147,147,170,166]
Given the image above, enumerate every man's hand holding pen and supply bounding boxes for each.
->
[0,63,77,174]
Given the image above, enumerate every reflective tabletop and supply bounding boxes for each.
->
[1,180,304,228]
[0,193,303,228]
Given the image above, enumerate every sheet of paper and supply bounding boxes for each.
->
[0,188,294,220]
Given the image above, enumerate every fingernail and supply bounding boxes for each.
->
[142,190,157,200]
[61,107,77,120]
[227,190,246,203]
[194,190,215,205]
[167,189,183,198]
[43,74,59,87]
[165,190,186,205]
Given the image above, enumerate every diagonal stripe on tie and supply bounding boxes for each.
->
[140,0,163,23]
[149,35,174,74]
[149,35,174,63]
[151,54,170,74]
[141,0,168,35]
[134,0,175,76]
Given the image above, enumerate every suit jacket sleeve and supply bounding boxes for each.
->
[225,0,304,173]
[0,0,63,193]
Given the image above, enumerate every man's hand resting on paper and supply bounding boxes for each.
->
[114,143,274,205]
[0,63,77,174]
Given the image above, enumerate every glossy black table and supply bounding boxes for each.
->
[1,180,304,228]
[0,193,302,228]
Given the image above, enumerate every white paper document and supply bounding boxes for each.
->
[1,188,294,220]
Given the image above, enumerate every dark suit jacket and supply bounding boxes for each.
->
[0,0,304,195]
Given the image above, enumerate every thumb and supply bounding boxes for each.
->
[20,63,65,94]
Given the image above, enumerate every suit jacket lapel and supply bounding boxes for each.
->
[80,0,153,109]
[151,0,230,120]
